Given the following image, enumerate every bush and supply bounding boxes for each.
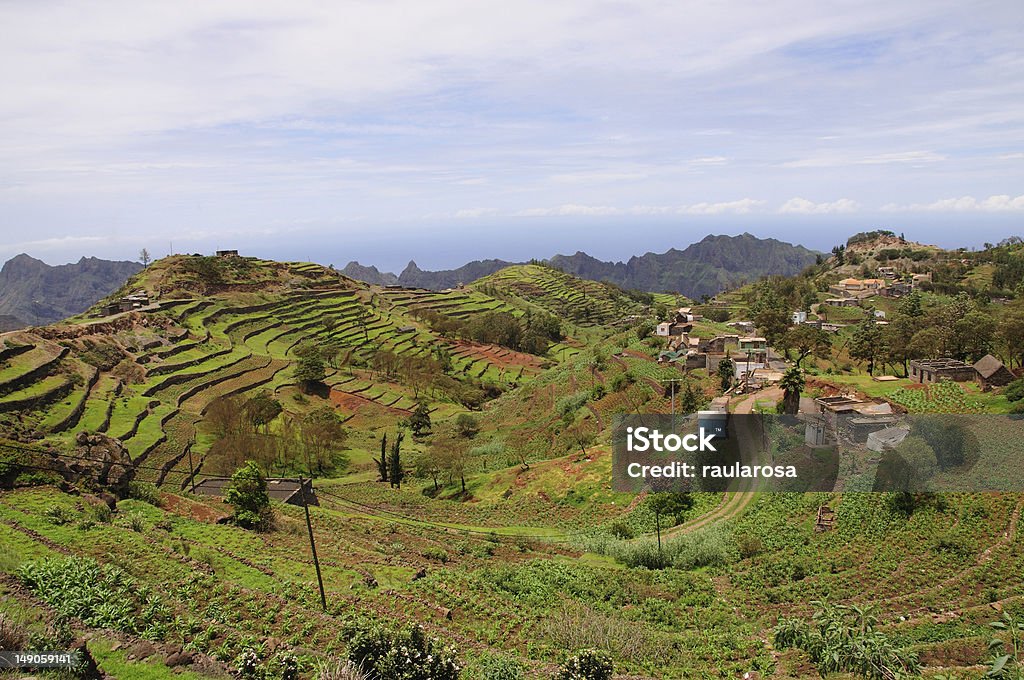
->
[348,623,461,679]
[127,481,163,507]
[608,520,634,540]
[423,546,449,563]
[556,650,612,680]
[477,654,526,680]
[1005,378,1024,402]
[226,461,273,531]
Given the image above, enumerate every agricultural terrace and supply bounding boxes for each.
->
[471,264,647,326]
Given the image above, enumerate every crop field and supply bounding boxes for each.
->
[3,252,1024,679]
[472,264,645,325]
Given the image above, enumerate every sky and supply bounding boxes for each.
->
[1,1,1023,271]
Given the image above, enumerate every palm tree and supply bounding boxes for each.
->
[780,366,804,415]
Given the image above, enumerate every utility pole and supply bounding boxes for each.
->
[661,377,687,430]
[186,437,196,493]
[299,476,327,612]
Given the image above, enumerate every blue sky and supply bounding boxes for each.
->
[0,1,1022,270]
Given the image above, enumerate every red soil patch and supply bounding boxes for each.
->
[451,340,543,371]
[330,389,411,416]
[161,492,229,523]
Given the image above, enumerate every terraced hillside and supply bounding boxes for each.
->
[1,256,589,492]
[3,249,1024,680]
[471,264,647,326]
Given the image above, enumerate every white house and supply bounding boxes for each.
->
[792,310,807,324]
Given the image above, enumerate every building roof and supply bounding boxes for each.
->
[193,477,318,506]
[973,354,1009,379]
[839,278,861,285]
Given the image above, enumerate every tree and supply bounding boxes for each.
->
[780,325,832,367]
[299,407,347,475]
[717,358,734,391]
[139,248,151,267]
[949,310,995,362]
[244,392,281,433]
[996,306,1024,368]
[293,353,326,392]
[455,413,479,438]
[409,402,432,437]
[225,461,272,531]
[374,433,389,483]
[849,320,883,375]
[388,431,405,489]
[780,366,804,415]
[677,379,707,414]
[648,493,693,557]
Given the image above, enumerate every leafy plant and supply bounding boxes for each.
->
[348,622,461,679]
[987,611,1023,679]
[555,649,612,680]
[773,600,919,679]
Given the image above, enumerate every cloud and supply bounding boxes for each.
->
[454,207,497,218]
[779,197,859,214]
[516,204,624,217]
[681,199,765,215]
[780,151,945,168]
[883,194,1024,212]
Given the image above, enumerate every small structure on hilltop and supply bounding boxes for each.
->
[908,358,977,384]
[193,477,319,507]
[216,249,239,258]
[973,354,1015,389]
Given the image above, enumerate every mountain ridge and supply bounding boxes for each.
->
[0,253,143,328]
[341,233,820,299]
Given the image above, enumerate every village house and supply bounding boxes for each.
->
[973,354,1015,389]
[215,249,239,258]
[911,273,932,285]
[908,358,977,384]
[193,477,319,507]
[655,321,693,337]
[791,310,807,324]
[877,266,897,278]
[829,278,886,299]
[882,281,913,298]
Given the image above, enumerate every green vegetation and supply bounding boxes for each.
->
[3,240,1024,679]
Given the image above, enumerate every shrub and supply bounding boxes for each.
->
[477,654,525,680]
[556,649,613,680]
[317,660,368,680]
[774,601,919,679]
[1005,378,1024,402]
[43,505,73,525]
[348,623,461,679]
[226,461,273,531]
[122,510,146,533]
[608,520,634,540]
[423,546,449,563]
[0,612,27,652]
[127,481,163,507]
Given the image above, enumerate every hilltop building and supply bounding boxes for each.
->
[908,358,977,384]
[973,354,1015,389]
